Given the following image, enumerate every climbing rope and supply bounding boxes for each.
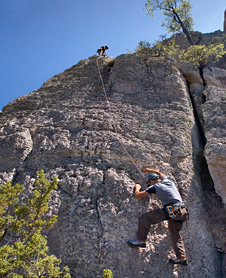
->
[96,58,145,179]
[49,57,145,225]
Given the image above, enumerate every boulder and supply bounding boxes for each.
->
[177,62,203,85]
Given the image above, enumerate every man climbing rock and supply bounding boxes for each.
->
[97,45,108,57]
[127,167,189,266]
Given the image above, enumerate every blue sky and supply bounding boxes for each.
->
[0,0,225,110]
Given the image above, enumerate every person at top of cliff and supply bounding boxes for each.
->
[127,167,189,266]
[97,45,108,57]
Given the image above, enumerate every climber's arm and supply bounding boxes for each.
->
[142,167,166,179]
[134,184,149,198]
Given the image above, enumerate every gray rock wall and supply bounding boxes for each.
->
[0,54,225,277]
[178,63,226,276]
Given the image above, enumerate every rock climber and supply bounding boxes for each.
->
[127,167,189,266]
[97,45,109,57]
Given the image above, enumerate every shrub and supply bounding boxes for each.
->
[103,269,113,278]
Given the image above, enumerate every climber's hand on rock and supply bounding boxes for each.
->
[135,184,141,191]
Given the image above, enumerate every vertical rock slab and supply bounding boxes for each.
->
[0,55,222,277]
[203,85,226,206]
[202,68,226,276]
[203,67,226,207]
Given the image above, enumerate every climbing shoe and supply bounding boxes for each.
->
[169,257,188,266]
[127,239,146,248]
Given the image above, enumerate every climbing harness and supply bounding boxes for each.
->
[166,205,176,218]
[166,202,189,220]
[166,202,184,218]
[96,58,145,179]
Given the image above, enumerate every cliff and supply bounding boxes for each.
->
[0,53,225,277]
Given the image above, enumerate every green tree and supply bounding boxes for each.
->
[0,170,71,278]
[145,0,194,45]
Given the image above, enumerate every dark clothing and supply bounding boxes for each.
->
[146,186,156,194]
[97,46,108,57]
[138,176,188,259]
[137,207,188,259]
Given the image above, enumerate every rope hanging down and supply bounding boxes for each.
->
[96,58,145,179]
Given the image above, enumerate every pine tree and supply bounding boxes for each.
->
[0,170,71,278]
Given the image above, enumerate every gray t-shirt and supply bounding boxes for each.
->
[146,176,182,205]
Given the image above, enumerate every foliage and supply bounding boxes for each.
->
[135,41,154,58]
[0,170,71,278]
[210,33,226,48]
[145,0,194,44]
[154,38,185,60]
[126,49,134,54]
[135,37,226,69]
[103,269,113,278]
[182,43,226,68]
[135,38,185,60]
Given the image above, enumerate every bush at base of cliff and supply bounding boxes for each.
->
[0,170,71,278]
[103,269,113,278]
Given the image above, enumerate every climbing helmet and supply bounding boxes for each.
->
[147,173,160,181]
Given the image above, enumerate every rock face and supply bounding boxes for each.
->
[171,30,225,50]
[0,54,225,277]
[203,70,226,207]
[179,63,226,274]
